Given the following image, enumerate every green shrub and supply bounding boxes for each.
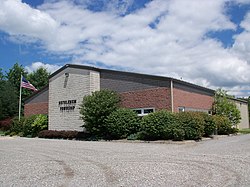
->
[127,133,140,140]
[23,115,38,137]
[127,131,147,140]
[197,113,216,137]
[229,127,239,134]
[176,112,205,140]
[204,114,216,136]
[172,127,185,141]
[10,117,25,135]
[31,114,48,137]
[9,115,48,137]
[105,108,141,139]
[9,131,16,136]
[213,115,232,135]
[80,90,120,137]
[140,110,176,140]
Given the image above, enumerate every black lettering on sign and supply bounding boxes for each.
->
[58,99,77,112]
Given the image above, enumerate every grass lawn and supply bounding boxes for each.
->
[239,128,250,134]
[0,130,5,136]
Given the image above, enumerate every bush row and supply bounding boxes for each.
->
[38,130,94,140]
[35,110,238,141]
[5,114,48,137]
[103,110,238,141]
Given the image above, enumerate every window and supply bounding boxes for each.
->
[178,106,211,114]
[144,108,154,114]
[178,107,185,112]
[133,108,155,116]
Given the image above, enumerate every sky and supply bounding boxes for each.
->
[0,0,250,97]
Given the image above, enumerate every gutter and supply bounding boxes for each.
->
[171,79,174,112]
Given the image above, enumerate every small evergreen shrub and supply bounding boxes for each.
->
[38,130,92,140]
[140,110,176,140]
[105,108,141,139]
[176,112,205,140]
[75,131,92,140]
[38,130,76,139]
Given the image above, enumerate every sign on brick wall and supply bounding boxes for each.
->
[58,100,76,112]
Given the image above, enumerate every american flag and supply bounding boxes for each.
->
[21,76,37,91]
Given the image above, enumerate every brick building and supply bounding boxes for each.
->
[24,64,249,130]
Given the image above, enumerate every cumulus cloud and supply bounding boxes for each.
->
[0,0,250,96]
[232,12,250,62]
[0,0,58,43]
[25,62,61,73]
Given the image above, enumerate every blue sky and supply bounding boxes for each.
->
[0,0,250,97]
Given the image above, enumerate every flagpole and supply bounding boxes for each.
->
[18,75,22,121]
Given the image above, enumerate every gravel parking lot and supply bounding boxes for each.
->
[0,134,250,187]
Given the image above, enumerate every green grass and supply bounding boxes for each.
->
[238,128,250,134]
[0,130,5,136]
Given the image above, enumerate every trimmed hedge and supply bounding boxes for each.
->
[140,110,177,140]
[38,112,238,141]
[175,112,205,140]
[194,112,216,137]
[105,108,141,139]
[38,130,92,140]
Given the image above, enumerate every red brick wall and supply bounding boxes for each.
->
[120,88,171,111]
[173,88,214,112]
[24,102,48,116]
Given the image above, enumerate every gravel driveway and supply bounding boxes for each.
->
[0,135,250,187]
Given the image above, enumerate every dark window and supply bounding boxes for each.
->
[144,109,154,114]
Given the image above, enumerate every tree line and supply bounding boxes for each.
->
[0,63,49,120]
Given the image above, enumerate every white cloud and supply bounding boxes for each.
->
[25,62,61,73]
[232,12,250,62]
[0,0,250,97]
[0,0,58,43]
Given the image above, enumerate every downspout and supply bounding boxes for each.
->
[170,79,174,112]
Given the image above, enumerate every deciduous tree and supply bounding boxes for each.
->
[28,67,50,90]
[212,89,241,127]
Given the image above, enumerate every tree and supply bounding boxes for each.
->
[6,63,28,94]
[212,89,241,127]
[0,80,18,120]
[0,68,5,80]
[80,90,120,137]
[28,67,50,90]
[5,63,31,117]
[0,67,19,120]
[0,64,50,120]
